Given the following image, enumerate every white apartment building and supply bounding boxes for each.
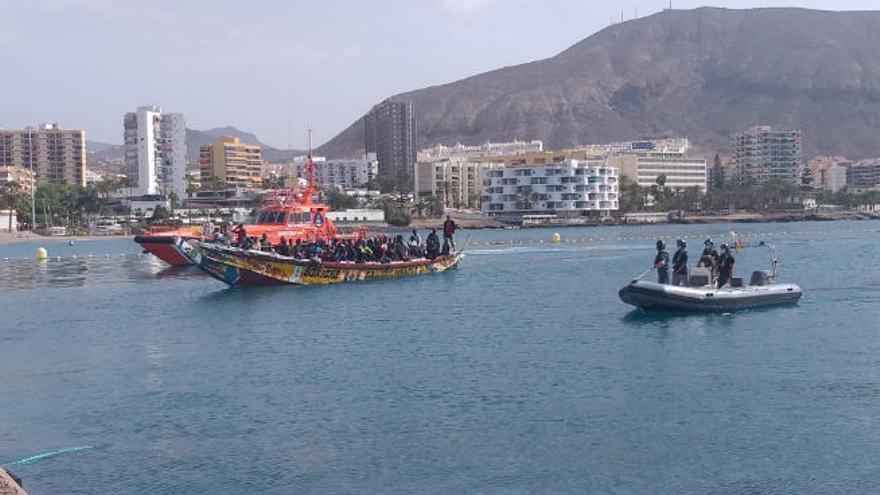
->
[482,160,619,215]
[415,160,506,209]
[418,139,544,162]
[296,153,378,190]
[634,152,707,190]
[123,105,187,198]
[607,139,707,191]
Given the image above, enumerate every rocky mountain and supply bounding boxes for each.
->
[318,7,880,159]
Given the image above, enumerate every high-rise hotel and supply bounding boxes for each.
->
[123,105,187,198]
[0,123,86,187]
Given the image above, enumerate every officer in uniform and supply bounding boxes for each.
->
[654,240,669,284]
[672,238,689,286]
[717,243,736,288]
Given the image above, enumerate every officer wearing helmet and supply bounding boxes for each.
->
[653,240,669,284]
[672,238,689,286]
[717,243,736,288]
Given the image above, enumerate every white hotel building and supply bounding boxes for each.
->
[482,159,619,215]
[123,105,187,198]
[608,139,707,191]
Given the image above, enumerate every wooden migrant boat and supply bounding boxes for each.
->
[188,242,463,287]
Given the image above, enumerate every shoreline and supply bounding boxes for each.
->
[1,212,876,244]
[413,211,880,230]
[0,231,134,245]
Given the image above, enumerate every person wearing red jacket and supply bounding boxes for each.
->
[443,215,457,250]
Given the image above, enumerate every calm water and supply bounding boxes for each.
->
[2,221,880,494]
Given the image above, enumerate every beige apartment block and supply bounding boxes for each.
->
[0,124,86,187]
[199,136,263,191]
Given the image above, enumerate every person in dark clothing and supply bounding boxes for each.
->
[443,215,457,250]
[717,244,736,288]
[425,229,440,259]
[232,223,246,246]
[441,238,450,256]
[672,238,689,286]
[654,240,669,284]
[278,237,290,256]
[699,238,720,270]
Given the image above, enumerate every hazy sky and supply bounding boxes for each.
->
[1,0,876,148]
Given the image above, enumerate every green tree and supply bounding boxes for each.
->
[515,185,537,211]
[712,154,724,189]
[151,204,170,221]
[1,181,27,231]
[168,191,180,212]
[801,167,814,190]
[325,188,357,211]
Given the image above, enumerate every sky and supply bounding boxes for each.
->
[1,0,877,148]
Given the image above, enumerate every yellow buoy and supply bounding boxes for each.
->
[551,232,561,244]
[36,247,49,261]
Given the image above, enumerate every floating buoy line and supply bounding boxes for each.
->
[0,227,877,262]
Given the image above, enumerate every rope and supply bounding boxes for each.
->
[2,446,93,466]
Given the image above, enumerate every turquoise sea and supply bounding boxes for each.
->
[1,221,880,494]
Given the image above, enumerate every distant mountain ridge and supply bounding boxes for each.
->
[87,126,304,169]
[317,7,880,159]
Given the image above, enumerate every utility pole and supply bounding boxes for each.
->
[27,126,36,230]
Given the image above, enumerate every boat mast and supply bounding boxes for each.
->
[304,128,316,205]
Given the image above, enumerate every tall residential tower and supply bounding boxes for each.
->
[123,105,187,198]
[364,99,416,188]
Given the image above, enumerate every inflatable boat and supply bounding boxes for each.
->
[619,242,803,312]
[619,279,802,312]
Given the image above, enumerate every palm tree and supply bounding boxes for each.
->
[168,191,180,213]
[516,185,537,211]
[1,181,25,232]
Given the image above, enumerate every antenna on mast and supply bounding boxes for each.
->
[305,127,316,203]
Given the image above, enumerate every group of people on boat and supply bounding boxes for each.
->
[653,238,736,288]
[202,215,459,264]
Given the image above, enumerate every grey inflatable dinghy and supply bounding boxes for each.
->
[619,242,803,312]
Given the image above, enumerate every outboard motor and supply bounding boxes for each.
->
[750,270,771,286]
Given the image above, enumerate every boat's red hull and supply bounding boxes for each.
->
[134,235,195,266]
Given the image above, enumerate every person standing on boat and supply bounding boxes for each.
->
[654,240,669,284]
[443,215,457,250]
[672,238,689,286]
[717,244,736,288]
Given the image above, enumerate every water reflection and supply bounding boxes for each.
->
[0,254,205,291]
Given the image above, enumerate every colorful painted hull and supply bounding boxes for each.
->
[188,243,462,287]
[134,233,200,266]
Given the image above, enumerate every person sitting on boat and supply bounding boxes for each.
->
[395,234,408,260]
[202,220,214,238]
[426,229,440,259]
[672,238,689,286]
[443,215,457,250]
[409,229,422,257]
[277,237,290,256]
[260,233,269,250]
[232,224,246,246]
[717,244,736,288]
[653,240,669,284]
[698,239,719,270]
